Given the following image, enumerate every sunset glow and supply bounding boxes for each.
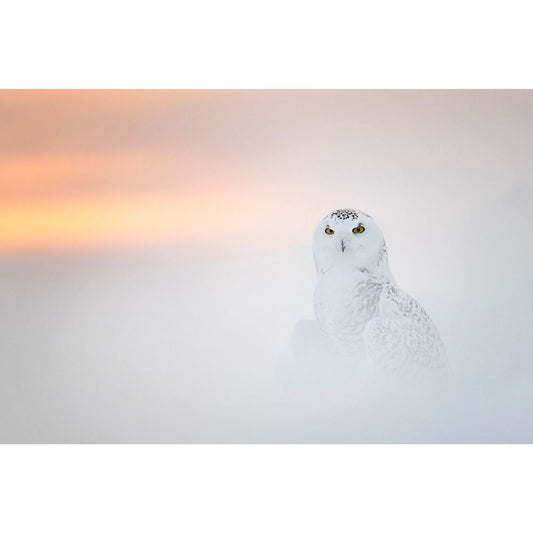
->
[0,90,295,251]
[0,189,292,250]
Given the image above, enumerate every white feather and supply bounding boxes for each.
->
[308,208,448,376]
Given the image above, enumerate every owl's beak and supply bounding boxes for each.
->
[340,239,346,253]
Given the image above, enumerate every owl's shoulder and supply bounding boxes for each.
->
[376,283,429,322]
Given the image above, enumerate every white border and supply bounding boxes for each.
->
[2,0,533,88]
[1,445,531,533]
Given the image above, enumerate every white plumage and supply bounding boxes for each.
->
[304,208,448,377]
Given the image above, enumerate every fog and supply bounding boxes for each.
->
[0,90,532,442]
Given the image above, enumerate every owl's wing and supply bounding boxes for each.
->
[363,284,449,376]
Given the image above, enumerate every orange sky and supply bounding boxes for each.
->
[0,148,283,250]
[0,90,299,251]
[9,89,522,252]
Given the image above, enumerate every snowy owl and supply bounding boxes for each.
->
[308,208,448,376]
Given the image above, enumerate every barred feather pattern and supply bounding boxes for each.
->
[364,284,448,376]
[314,270,448,375]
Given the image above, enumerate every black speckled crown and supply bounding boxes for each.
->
[329,208,359,221]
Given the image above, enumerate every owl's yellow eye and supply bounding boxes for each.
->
[325,227,335,235]
[352,225,365,234]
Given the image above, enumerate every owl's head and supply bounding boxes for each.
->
[313,208,393,280]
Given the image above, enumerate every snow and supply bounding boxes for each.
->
[1,231,532,443]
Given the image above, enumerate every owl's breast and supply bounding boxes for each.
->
[314,268,383,355]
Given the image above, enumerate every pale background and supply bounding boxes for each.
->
[1,90,532,442]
